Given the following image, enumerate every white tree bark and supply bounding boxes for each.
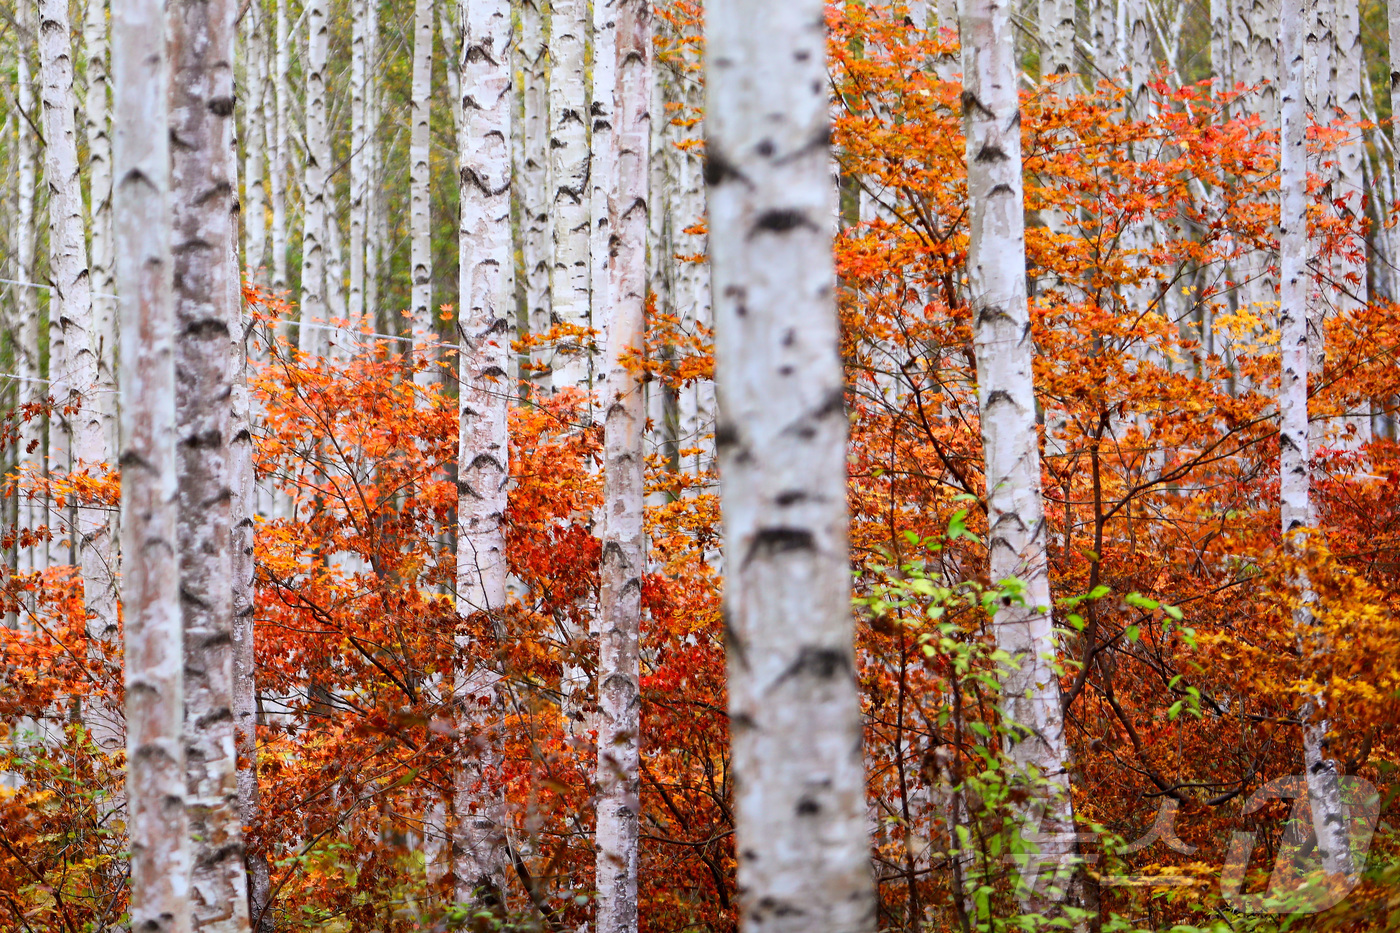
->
[15,5,42,582]
[363,0,383,326]
[519,0,551,378]
[114,0,191,922]
[349,0,372,334]
[41,0,121,745]
[1391,0,1400,160]
[453,0,512,906]
[705,2,877,930]
[549,0,592,390]
[168,0,253,921]
[597,6,649,932]
[270,0,290,291]
[410,0,435,381]
[1278,0,1358,883]
[1040,0,1074,75]
[242,0,268,279]
[84,0,117,465]
[591,0,617,386]
[671,78,713,482]
[300,0,330,358]
[962,0,1079,904]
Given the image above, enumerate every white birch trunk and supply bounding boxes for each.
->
[519,0,551,379]
[1391,0,1400,162]
[114,0,191,921]
[962,0,1079,903]
[705,2,877,929]
[16,6,42,582]
[410,0,435,381]
[549,0,592,391]
[41,0,121,746]
[596,5,649,931]
[591,0,617,384]
[300,0,330,359]
[1333,0,1367,437]
[242,0,268,279]
[364,0,383,327]
[453,0,512,905]
[349,0,371,334]
[84,0,117,467]
[1278,0,1358,882]
[672,78,713,483]
[1041,0,1074,75]
[270,0,290,291]
[168,0,253,920]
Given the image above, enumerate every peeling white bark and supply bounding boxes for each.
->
[705,2,877,930]
[114,0,191,920]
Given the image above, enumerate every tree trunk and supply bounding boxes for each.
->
[549,0,591,391]
[596,6,649,933]
[591,0,617,383]
[519,0,551,379]
[410,0,434,381]
[705,2,878,931]
[300,0,330,359]
[114,0,191,923]
[1040,0,1074,75]
[453,0,512,906]
[271,0,290,291]
[168,0,253,921]
[349,0,372,335]
[84,0,117,467]
[962,0,1080,907]
[15,5,42,584]
[242,0,268,279]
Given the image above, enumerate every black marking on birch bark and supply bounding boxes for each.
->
[962,91,995,119]
[815,387,845,419]
[181,428,224,450]
[975,143,1008,162]
[745,527,816,565]
[208,96,235,117]
[465,42,499,66]
[751,209,814,236]
[975,305,1014,327]
[778,646,851,682]
[703,147,747,187]
[795,796,820,815]
[990,183,1014,196]
[775,490,809,506]
[715,422,740,449]
[985,389,1014,408]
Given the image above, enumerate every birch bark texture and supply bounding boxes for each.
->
[168,0,253,920]
[453,0,512,905]
[84,0,117,444]
[41,0,120,744]
[349,0,372,333]
[300,0,330,358]
[591,0,617,378]
[961,0,1079,900]
[519,0,552,373]
[549,0,592,390]
[270,0,290,290]
[705,2,877,930]
[14,14,41,583]
[242,1,268,278]
[596,6,650,932]
[1278,0,1358,883]
[113,0,191,923]
[410,0,435,381]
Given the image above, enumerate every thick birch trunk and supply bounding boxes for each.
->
[270,0,290,291]
[168,0,253,921]
[519,0,551,380]
[41,0,121,746]
[705,2,877,930]
[114,0,191,922]
[596,7,649,932]
[453,0,512,905]
[300,0,330,358]
[962,0,1079,905]
[549,0,591,391]
[591,0,617,382]
[242,0,268,279]
[349,0,371,334]
[1278,0,1358,883]
[410,0,435,381]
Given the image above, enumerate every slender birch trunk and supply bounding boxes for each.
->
[1041,0,1074,75]
[705,2,877,930]
[453,0,512,904]
[41,0,121,745]
[591,0,617,382]
[168,0,253,920]
[349,0,371,334]
[962,0,1080,905]
[243,0,268,279]
[114,0,190,921]
[364,0,383,326]
[1278,0,1357,882]
[15,7,41,582]
[271,0,290,291]
[1391,0,1400,161]
[519,0,551,378]
[596,7,649,932]
[550,0,591,391]
[410,0,435,381]
[1334,0,1366,447]
[300,0,330,358]
[84,0,117,465]
[672,78,713,483]
[441,0,463,134]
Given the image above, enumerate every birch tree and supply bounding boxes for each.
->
[349,0,373,333]
[705,2,877,930]
[410,0,435,381]
[591,0,617,376]
[114,0,190,922]
[15,5,41,582]
[1278,0,1358,884]
[84,0,117,462]
[242,1,268,278]
[271,0,290,290]
[300,0,330,358]
[549,0,591,390]
[962,0,1080,903]
[453,0,512,905]
[168,0,253,920]
[597,5,649,930]
[519,0,551,374]
[41,0,121,746]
